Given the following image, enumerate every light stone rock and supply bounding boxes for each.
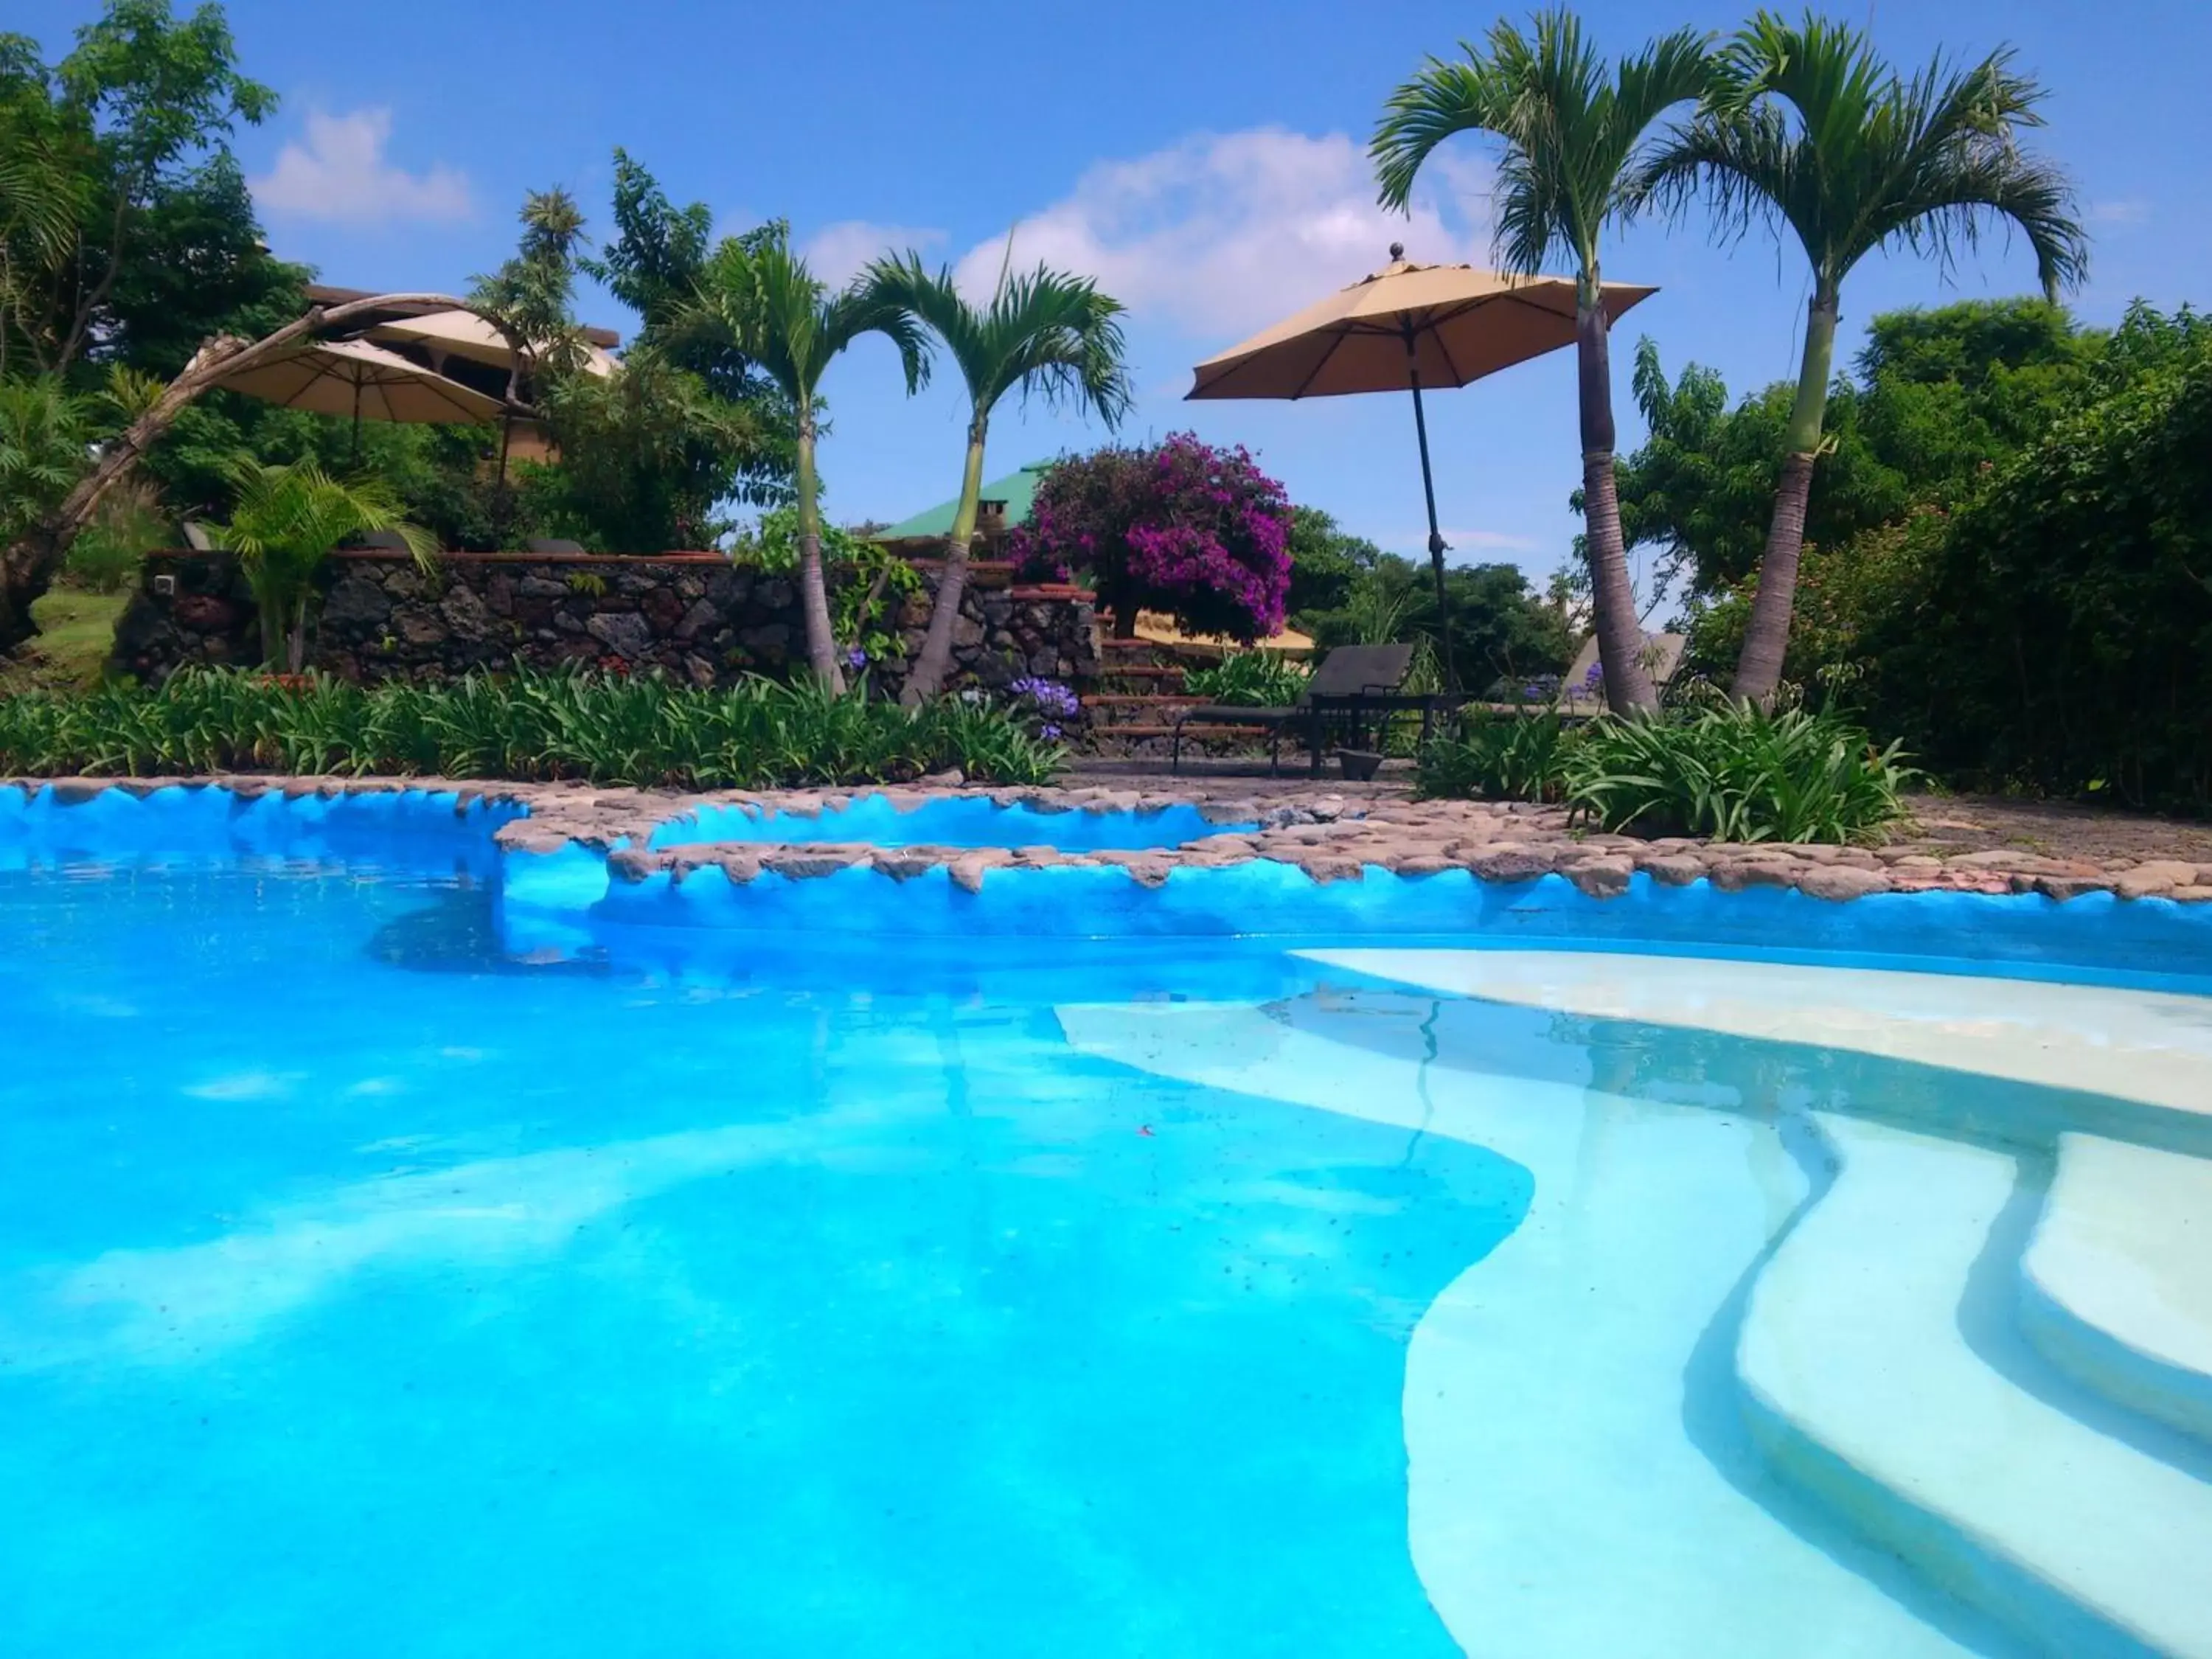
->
[1711,858,1806,891]
[1565,857,1633,899]
[1798,865,1893,902]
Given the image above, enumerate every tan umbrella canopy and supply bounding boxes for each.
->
[368,310,615,481]
[217,338,504,449]
[369,309,617,381]
[1188,244,1656,688]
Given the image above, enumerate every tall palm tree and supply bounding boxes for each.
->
[866,252,1133,703]
[683,234,929,692]
[1374,10,1709,714]
[210,459,434,672]
[1643,13,2087,705]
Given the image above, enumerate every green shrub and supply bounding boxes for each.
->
[1564,702,1913,844]
[1416,709,1579,802]
[1419,699,1913,844]
[1181,651,1310,706]
[64,480,171,594]
[0,668,1065,789]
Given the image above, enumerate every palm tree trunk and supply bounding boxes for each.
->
[258,592,285,672]
[1575,286,1658,714]
[902,415,988,705]
[793,419,847,695]
[1733,293,1839,706]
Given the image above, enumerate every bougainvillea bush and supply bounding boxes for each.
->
[1010,434,1292,643]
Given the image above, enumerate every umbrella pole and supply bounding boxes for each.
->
[1404,336,1458,692]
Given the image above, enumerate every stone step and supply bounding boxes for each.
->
[1051,996,1992,1657]
[1740,1114,2212,1658]
[2021,1133,2212,1442]
[1079,693,1203,708]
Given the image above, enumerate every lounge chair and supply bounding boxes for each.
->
[1170,642,1416,776]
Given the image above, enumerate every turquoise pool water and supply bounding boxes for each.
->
[4,787,2211,1658]
[648,793,1244,850]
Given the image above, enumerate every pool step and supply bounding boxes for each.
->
[1739,1115,2212,1658]
[2021,1133,2212,1443]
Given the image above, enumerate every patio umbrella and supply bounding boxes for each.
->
[217,338,504,454]
[369,309,615,484]
[369,308,617,383]
[1186,244,1655,689]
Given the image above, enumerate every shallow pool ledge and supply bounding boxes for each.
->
[493,844,2212,987]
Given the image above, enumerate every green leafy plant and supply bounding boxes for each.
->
[206,459,434,671]
[1417,708,1580,803]
[1418,696,1912,843]
[745,506,921,672]
[63,476,169,593]
[0,667,1065,788]
[1562,700,1913,842]
[1180,651,1310,707]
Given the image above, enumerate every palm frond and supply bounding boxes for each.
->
[1641,13,2086,299]
[1373,10,1708,279]
[863,253,1132,429]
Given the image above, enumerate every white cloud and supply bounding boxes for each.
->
[2090,199,2150,227]
[803,220,945,287]
[251,108,473,225]
[951,127,1493,341]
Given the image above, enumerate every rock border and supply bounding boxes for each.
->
[9,775,2212,905]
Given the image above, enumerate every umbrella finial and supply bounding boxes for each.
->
[1388,242,1405,262]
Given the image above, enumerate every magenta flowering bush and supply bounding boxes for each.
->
[1010,433,1292,642]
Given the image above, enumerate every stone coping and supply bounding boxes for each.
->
[9,775,2212,905]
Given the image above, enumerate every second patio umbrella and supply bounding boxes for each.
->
[1187,244,1655,689]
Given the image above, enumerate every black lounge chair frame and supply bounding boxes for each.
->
[1169,643,1419,776]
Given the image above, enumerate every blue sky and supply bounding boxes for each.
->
[21,0,2205,582]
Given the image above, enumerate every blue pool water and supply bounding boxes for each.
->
[5,787,2210,1658]
[649,793,1245,850]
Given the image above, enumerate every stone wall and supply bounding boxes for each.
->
[113,549,1101,698]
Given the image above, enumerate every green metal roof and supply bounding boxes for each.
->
[874,460,1054,543]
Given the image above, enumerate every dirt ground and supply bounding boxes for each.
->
[1892,793,2212,865]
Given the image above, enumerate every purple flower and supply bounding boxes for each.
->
[846,647,869,669]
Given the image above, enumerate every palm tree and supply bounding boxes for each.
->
[1643,13,2087,705]
[866,252,1133,703]
[683,234,929,693]
[211,459,434,672]
[1374,10,1709,714]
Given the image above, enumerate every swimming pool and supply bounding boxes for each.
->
[4,785,2208,1658]
[647,793,1246,851]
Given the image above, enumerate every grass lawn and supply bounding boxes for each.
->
[0,588,128,693]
